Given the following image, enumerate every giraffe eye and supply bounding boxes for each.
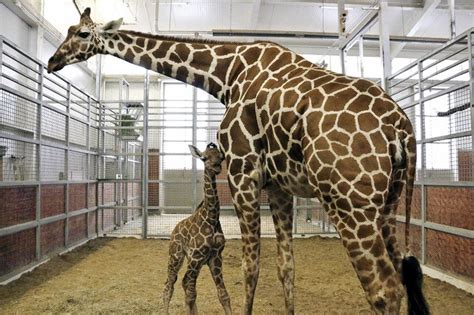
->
[77,31,90,39]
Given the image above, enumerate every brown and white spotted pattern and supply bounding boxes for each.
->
[49,8,419,315]
[163,143,231,315]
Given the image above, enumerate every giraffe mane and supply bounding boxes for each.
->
[119,30,272,46]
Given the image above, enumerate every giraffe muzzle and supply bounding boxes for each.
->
[47,55,65,73]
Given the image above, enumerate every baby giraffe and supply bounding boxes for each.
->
[163,143,232,315]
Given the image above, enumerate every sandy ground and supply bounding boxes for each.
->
[0,237,473,314]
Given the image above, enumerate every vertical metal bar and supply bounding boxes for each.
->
[86,95,91,238]
[418,61,427,264]
[100,104,105,234]
[379,0,392,91]
[340,50,346,75]
[65,82,71,246]
[35,63,44,260]
[358,35,364,78]
[449,0,456,39]
[0,37,3,85]
[338,0,346,74]
[292,196,297,235]
[142,70,150,239]
[192,87,198,211]
[468,31,474,186]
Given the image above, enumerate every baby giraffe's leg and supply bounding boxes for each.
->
[182,256,206,315]
[163,241,185,315]
[208,246,232,315]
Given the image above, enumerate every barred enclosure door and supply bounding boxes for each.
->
[99,74,334,238]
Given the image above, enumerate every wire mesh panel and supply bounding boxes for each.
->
[387,29,474,280]
[98,79,336,238]
[0,36,101,282]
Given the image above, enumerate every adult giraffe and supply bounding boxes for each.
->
[48,8,429,315]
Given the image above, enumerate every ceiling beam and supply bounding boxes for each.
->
[391,0,442,58]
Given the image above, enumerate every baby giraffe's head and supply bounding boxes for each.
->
[189,143,224,175]
[47,7,123,73]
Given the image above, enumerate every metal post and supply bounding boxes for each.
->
[192,87,198,211]
[358,35,364,78]
[292,196,297,235]
[65,83,71,246]
[35,63,43,260]
[142,70,150,239]
[338,0,346,74]
[379,0,392,91]
[449,0,456,39]
[468,31,474,186]
[418,61,427,264]
[86,95,91,238]
[0,37,3,85]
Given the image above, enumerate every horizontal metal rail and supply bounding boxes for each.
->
[396,216,474,239]
[0,206,99,238]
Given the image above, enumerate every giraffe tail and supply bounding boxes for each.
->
[402,256,430,315]
[401,134,430,315]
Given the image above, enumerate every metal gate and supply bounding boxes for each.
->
[99,74,334,238]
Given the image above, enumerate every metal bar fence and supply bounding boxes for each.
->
[387,28,474,280]
[0,35,100,282]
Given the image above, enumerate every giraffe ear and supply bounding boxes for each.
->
[101,18,123,33]
[189,145,206,161]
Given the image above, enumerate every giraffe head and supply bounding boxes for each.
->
[47,8,123,73]
[189,143,224,175]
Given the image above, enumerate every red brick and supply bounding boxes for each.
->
[398,185,422,220]
[0,229,36,277]
[0,186,36,228]
[88,212,96,236]
[88,183,97,208]
[41,220,65,256]
[69,184,86,211]
[68,214,87,245]
[426,186,474,230]
[426,229,474,280]
[41,184,66,218]
[396,222,422,259]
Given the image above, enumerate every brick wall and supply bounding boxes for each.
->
[68,214,87,245]
[69,184,86,211]
[41,220,65,256]
[102,183,115,204]
[88,183,97,208]
[396,222,422,259]
[41,184,65,218]
[0,229,36,277]
[88,213,96,236]
[426,229,473,280]
[0,186,36,228]
[397,185,422,219]
[426,186,473,230]
[149,149,159,206]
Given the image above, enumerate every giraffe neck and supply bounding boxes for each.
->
[104,30,244,103]
[202,169,219,224]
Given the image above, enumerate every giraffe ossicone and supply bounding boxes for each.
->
[49,7,429,315]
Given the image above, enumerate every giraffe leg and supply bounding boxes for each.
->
[324,193,404,315]
[163,241,185,315]
[182,257,205,315]
[267,184,295,315]
[208,247,232,315]
[381,169,406,274]
[229,174,261,315]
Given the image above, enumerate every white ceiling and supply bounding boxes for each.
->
[38,0,474,75]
